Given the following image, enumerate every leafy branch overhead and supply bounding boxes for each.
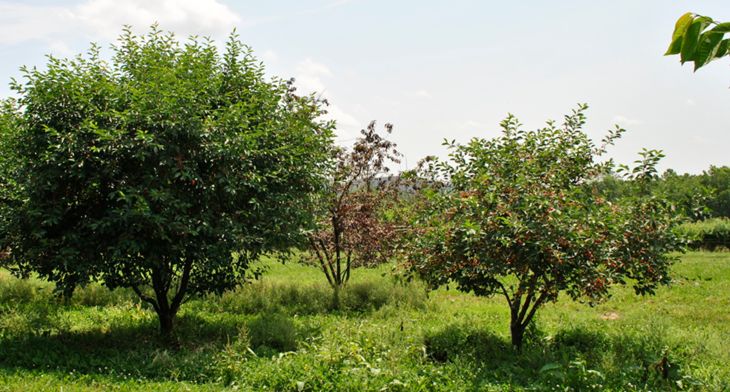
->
[666,12,730,71]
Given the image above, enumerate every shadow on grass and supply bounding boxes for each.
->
[424,324,696,391]
[0,311,317,384]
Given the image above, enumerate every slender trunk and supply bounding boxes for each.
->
[510,313,526,350]
[331,284,342,310]
[158,308,176,337]
[333,225,342,286]
[344,250,352,284]
[508,288,548,350]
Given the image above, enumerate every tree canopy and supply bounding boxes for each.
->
[404,105,682,348]
[0,27,334,335]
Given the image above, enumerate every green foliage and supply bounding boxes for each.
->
[0,26,334,335]
[593,166,730,220]
[217,278,427,316]
[0,99,21,257]
[702,166,730,218]
[404,105,682,348]
[247,313,301,354]
[675,218,730,250]
[666,12,730,71]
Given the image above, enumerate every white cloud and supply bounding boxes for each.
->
[0,3,75,45]
[294,58,332,94]
[292,58,360,140]
[260,50,279,64]
[327,104,361,140]
[48,41,74,57]
[412,89,432,98]
[611,115,642,126]
[685,98,696,106]
[464,120,483,128]
[325,0,356,9]
[0,0,241,46]
[74,0,240,39]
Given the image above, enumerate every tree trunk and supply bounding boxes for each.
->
[331,284,342,310]
[510,319,526,350]
[158,309,176,337]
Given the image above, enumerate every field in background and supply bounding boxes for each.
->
[0,252,728,391]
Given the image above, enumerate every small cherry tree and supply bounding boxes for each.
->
[306,121,401,298]
[405,105,682,349]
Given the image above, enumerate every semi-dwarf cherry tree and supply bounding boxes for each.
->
[0,27,334,336]
[405,105,682,349]
[306,121,401,297]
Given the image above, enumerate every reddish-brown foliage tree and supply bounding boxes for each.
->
[306,121,401,298]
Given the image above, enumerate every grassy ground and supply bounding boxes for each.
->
[0,252,728,391]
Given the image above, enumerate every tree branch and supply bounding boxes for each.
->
[518,273,539,323]
[521,290,549,329]
[496,280,512,309]
[132,285,160,313]
[171,260,193,312]
[309,236,334,287]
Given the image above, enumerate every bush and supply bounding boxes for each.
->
[247,314,300,354]
[675,218,730,250]
[424,324,508,363]
[0,272,52,304]
[70,284,136,307]
[217,279,427,316]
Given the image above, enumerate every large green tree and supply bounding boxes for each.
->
[0,27,334,336]
[405,105,682,349]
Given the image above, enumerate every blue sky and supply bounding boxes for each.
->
[1,0,729,173]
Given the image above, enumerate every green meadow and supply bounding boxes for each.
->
[0,251,728,391]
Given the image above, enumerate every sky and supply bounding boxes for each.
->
[1,0,729,174]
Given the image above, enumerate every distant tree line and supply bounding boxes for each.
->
[594,166,730,221]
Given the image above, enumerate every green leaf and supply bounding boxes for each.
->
[716,39,730,58]
[672,12,695,40]
[680,17,712,63]
[665,12,694,55]
[710,22,730,33]
[539,363,563,373]
[693,32,724,70]
[665,37,683,56]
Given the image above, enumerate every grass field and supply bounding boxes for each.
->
[0,252,728,391]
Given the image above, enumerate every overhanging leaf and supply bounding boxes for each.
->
[710,22,730,33]
[680,17,712,64]
[672,12,695,41]
[693,32,724,71]
[665,12,694,55]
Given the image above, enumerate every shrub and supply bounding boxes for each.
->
[247,314,299,354]
[217,279,427,316]
[675,218,730,250]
